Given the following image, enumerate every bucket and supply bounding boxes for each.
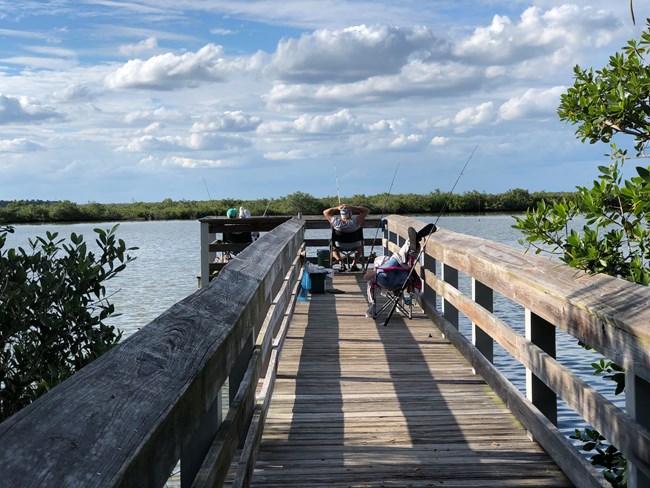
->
[316,249,330,267]
[310,272,326,294]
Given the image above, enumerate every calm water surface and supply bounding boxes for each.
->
[6,220,199,337]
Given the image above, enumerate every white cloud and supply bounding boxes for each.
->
[162,156,230,168]
[192,111,261,132]
[453,102,496,128]
[141,122,163,134]
[0,93,61,124]
[262,7,622,110]
[368,118,408,134]
[268,24,439,83]
[265,59,481,108]
[124,106,184,124]
[211,28,236,36]
[105,44,236,90]
[258,109,360,134]
[0,56,76,70]
[430,136,449,146]
[26,45,77,57]
[263,149,306,160]
[389,133,424,149]
[0,28,48,40]
[119,131,250,152]
[51,84,95,103]
[498,86,565,120]
[0,138,45,152]
[137,154,239,169]
[293,109,359,133]
[119,37,159,57]
[119,135,184,152]
[453,5,620,65]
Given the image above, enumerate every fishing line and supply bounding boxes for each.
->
[431,144,478,227]
[334,166,341,205]
[363,162,400,272]
[202,175,219,217]
[381,145,478,327]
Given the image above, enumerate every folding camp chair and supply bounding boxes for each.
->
[220,231,253,262]
[365,254,421,319]
[330,227,364,271]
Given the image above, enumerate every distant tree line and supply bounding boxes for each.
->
[0,189,576,224]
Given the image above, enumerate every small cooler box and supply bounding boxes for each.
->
[316,249,330,267]
[310,272,327,294]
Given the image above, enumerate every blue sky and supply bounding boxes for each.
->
[0,1,646,204]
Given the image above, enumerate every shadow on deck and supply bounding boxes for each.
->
[248,273,571,487]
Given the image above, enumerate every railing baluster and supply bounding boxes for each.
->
[441,263,458,328]
[525,310,557,427]
[181,394,223,487]
[421,252,436,305]
[627,371,650,488]
[472,279,493,367]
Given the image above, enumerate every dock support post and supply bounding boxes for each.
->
[472,279,493,371]
[525,310,557,432]
[626,371,650,488]
[200,220,211,288]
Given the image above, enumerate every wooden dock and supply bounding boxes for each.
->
[6,216,649,487]
[247,273,571,487]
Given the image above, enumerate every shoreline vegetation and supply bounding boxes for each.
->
[0,188,576,224]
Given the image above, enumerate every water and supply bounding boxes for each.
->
[3,220,199,337]
[4,215,624,455]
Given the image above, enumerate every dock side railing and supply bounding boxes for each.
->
[0,218,306,488]
[199,215,382,286]
[385,215,650,488]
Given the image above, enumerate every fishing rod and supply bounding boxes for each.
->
[262,198,272,217]
[334,166,341,205]
[381,145,478,327]
[202,175,219,217]
[363,162,400,272]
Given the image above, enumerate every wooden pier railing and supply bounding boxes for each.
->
[198,215,382,286]
[0,218,307,488]
[0,214,648,487]
[385,215,650,488]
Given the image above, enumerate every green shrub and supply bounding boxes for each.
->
[0,224,136,421]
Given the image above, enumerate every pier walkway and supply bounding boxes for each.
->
[245,273,571,487]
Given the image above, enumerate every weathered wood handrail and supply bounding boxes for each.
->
[384,215,650,488]
[0,218,306,487]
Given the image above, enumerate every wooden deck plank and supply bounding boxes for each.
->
[247,273,572,487]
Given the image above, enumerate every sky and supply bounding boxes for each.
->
[0,1,647,204]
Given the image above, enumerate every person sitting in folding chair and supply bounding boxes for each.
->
[364,223,436,318]
[323,204,370,272]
